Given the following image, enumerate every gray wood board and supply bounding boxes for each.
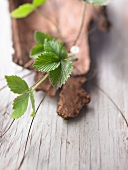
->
[0,0,128,170]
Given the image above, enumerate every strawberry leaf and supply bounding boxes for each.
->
[33,38,72,87]
[30,90,35,116]
[11,93,29,119]
[5,75,29,94]
[83,0,110,5]
[44,40,67,59]
[11,4,35,18]
[30,44,44,58]
[33,0,47,7]
[49,61,73,87]
[33,52,60,72]
[34,31,53,45]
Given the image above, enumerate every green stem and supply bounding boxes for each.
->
[68,53,74,57]
[32,73,49,91]
[73,3,86,45]
[23,59,34,68]
[67,53,78,62]
[69,58,78,62]
[35,9,62,38]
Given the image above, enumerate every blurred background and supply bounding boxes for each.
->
[0,0,128,170]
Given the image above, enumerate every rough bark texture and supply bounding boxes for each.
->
[9,0,110,117]
[57,77,90,118]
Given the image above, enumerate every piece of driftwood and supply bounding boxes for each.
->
[1,1,128,169]
[9,0,110,117]
[57,77,90,118]
[10,0,110,74]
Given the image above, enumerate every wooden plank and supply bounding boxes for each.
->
[0,0,128,170]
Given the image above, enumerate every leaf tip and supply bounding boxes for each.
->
[31,112,36,117]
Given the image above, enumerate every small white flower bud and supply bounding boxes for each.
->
[70,45,80,54]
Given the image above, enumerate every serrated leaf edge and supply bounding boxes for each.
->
[5,75,29,94]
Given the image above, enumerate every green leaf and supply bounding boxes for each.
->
[34,31,53,45]
[11,4,35,18]
[49,60,73,87]
[11,93,29,119]
[30,90,35,115]
[31,112,36,117]
[44,40,67,59]
[33,52,60,72]
[33,0,47,7]
[83,0,110,5]
[30,44,44,58]
[5,75,29,94]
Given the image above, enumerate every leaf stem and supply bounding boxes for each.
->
[69,58,78,62]
[73,3,86,45]
[23,59,34,68]
[68,53,74,57]
[32,73,49,90]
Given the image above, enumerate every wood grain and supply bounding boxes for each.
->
[0,0,128,170]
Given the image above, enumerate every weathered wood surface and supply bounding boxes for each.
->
[0,0,128,170]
